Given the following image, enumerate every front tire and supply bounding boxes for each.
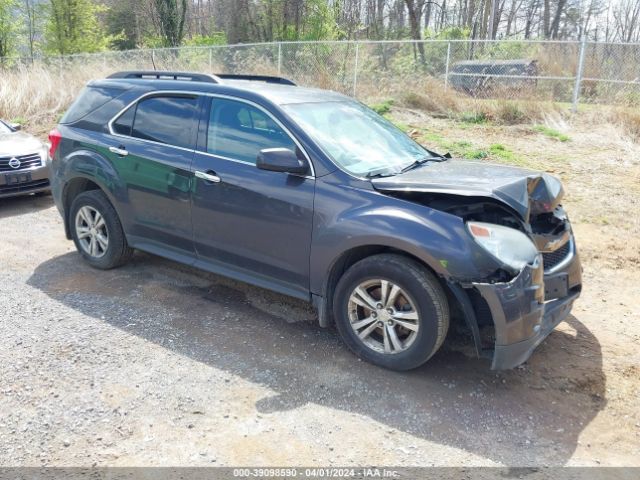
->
[69,190,132,269]
[333,254,449,371]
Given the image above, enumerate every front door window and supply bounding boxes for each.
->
[207,98,297,164]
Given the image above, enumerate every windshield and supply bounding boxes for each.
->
[282,101,435,177]
[0,121,14,134]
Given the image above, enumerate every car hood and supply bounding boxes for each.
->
[371,159,564,221]
[0,132,44,157]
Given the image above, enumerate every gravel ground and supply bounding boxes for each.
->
[1,119,639,467]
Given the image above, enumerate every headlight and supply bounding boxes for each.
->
[39,144,49,164]
[467,221,539,273]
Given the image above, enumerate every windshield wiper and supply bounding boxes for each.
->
[366,171,397,179]
[400,156,441,173]
[366,154,446,178]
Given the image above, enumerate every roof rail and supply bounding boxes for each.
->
[107,71,220,83]
[214,74,296,86]
[106,71,297,86]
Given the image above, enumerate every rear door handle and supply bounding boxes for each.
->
[109,146,129,157]
[195,170,221,183]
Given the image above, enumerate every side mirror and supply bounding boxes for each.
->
[257,148,309,175]
[9,123,21,131]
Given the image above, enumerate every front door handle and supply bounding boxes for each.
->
[109,146,129,157]
[195,170,221,183]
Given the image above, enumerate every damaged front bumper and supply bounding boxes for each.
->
[472,237,582,369]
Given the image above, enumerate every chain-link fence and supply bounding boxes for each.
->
[2,39,640,110]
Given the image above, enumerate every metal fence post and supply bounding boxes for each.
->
[444,42,451,90]
[277,42,282,75]
[209,47,213,70]
[352,41,360,98]
[572,36,587,113]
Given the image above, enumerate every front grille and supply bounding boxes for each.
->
[0,152,42,172]
[0,178,49,195]
[542,241,571,271]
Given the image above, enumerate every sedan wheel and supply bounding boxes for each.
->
[75,206,109,258]
[348,279,420,354]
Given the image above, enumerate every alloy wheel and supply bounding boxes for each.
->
[75,206,109,258]
[347,279,420,354]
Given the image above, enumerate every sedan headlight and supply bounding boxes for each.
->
[39,144,49,164]
[467,221,539,273]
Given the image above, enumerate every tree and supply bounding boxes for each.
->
[612,0,640,42]
[104,0,147,50]
[23,0,46,59]
[548,0,567,38]
[151,0,188,47]
[0,0,19,59]
[45,0,113,54]
[543,0,550,37]
[404,0,426,63]
[0,0,634,58]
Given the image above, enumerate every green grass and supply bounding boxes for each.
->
[459,111,488,124]
[467,149,489,159]
[384,114,534,167]
[534,125,570,142]
[489,143,519,161]
[385,115,410,132]
[369,99,394,115]
[422,132,445,143]
[420,130,531,166]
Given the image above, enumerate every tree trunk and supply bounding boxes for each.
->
[404,0,426,64]
[439,0,447,31]
[549,0,568,39]
[479,0,491,39]
[543,0,550,38]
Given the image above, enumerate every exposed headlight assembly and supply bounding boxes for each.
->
[467,221,539,273]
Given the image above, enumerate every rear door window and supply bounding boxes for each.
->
[130,95,199,149]
[206,98,297,164]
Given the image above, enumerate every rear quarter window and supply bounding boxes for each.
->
[61,86,125,124]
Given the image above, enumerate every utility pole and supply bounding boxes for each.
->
[488,0,499,39]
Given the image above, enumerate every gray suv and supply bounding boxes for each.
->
[49,71,582,371]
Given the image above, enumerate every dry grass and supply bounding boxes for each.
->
[385,78,566,125]
[607,108,640,141]
[2,62,639,145]
[361,77,640,143]
[402,90,461,118]
[0,64,113,135]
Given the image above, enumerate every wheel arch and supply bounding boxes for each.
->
[314,244,483,358]
[316,244,448,327]
[61,175,119,240]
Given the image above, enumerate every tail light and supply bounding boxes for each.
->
[48,128,62,159]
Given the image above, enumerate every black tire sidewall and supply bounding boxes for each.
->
[69,191,129,269]
[333,256,447,371]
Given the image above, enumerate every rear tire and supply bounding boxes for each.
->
[333,254,449,371]
[69,190,132,269]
